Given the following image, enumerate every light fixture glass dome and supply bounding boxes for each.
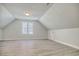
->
[24,9,32,16]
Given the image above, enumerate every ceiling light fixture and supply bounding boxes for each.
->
[24,10,32,16]
[25,13,30,16]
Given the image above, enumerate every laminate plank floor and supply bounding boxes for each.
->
[0,39,79,56]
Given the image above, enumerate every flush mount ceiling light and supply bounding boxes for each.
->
[25,13,30,16]
[24,10,32,16]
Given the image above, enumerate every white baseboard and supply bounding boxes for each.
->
[53,40,79,50]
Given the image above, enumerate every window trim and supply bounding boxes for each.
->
[22,21,33,34]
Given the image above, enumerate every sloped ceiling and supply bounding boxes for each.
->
[0,4,15,28]
[3,3,52,20]
[1,3,79,30]
[39,3,79,30]
[0,3,52,28]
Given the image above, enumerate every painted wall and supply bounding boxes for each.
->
[48,30,55,40]
[0,29,2,40]
[40,3,79,49]
[39,3,79,29]
[3,20,48,40]
[0,4,14,28]
[49,28,79,49]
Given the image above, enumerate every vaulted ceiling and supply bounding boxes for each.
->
[0,3,52,28]
[0,4,15,28]
[0,3,79,30]
[39,3,79,30]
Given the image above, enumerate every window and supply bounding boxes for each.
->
[22,22,33,34]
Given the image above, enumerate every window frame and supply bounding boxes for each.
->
[22,21,33,34]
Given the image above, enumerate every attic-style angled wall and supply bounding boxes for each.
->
[39,3,79,29]
[0,4,14,28]
[3,19,48,40]
[41,3,79,49]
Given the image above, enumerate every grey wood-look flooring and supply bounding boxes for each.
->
[0,39,79,56]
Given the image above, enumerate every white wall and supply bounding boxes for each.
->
[40,3,79,49]
[0,4,14,28]
[39,3,79,29]
[3,20,48,40]
[0,29,2,40]
[48,30,55,40]
[49,28,79,49]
